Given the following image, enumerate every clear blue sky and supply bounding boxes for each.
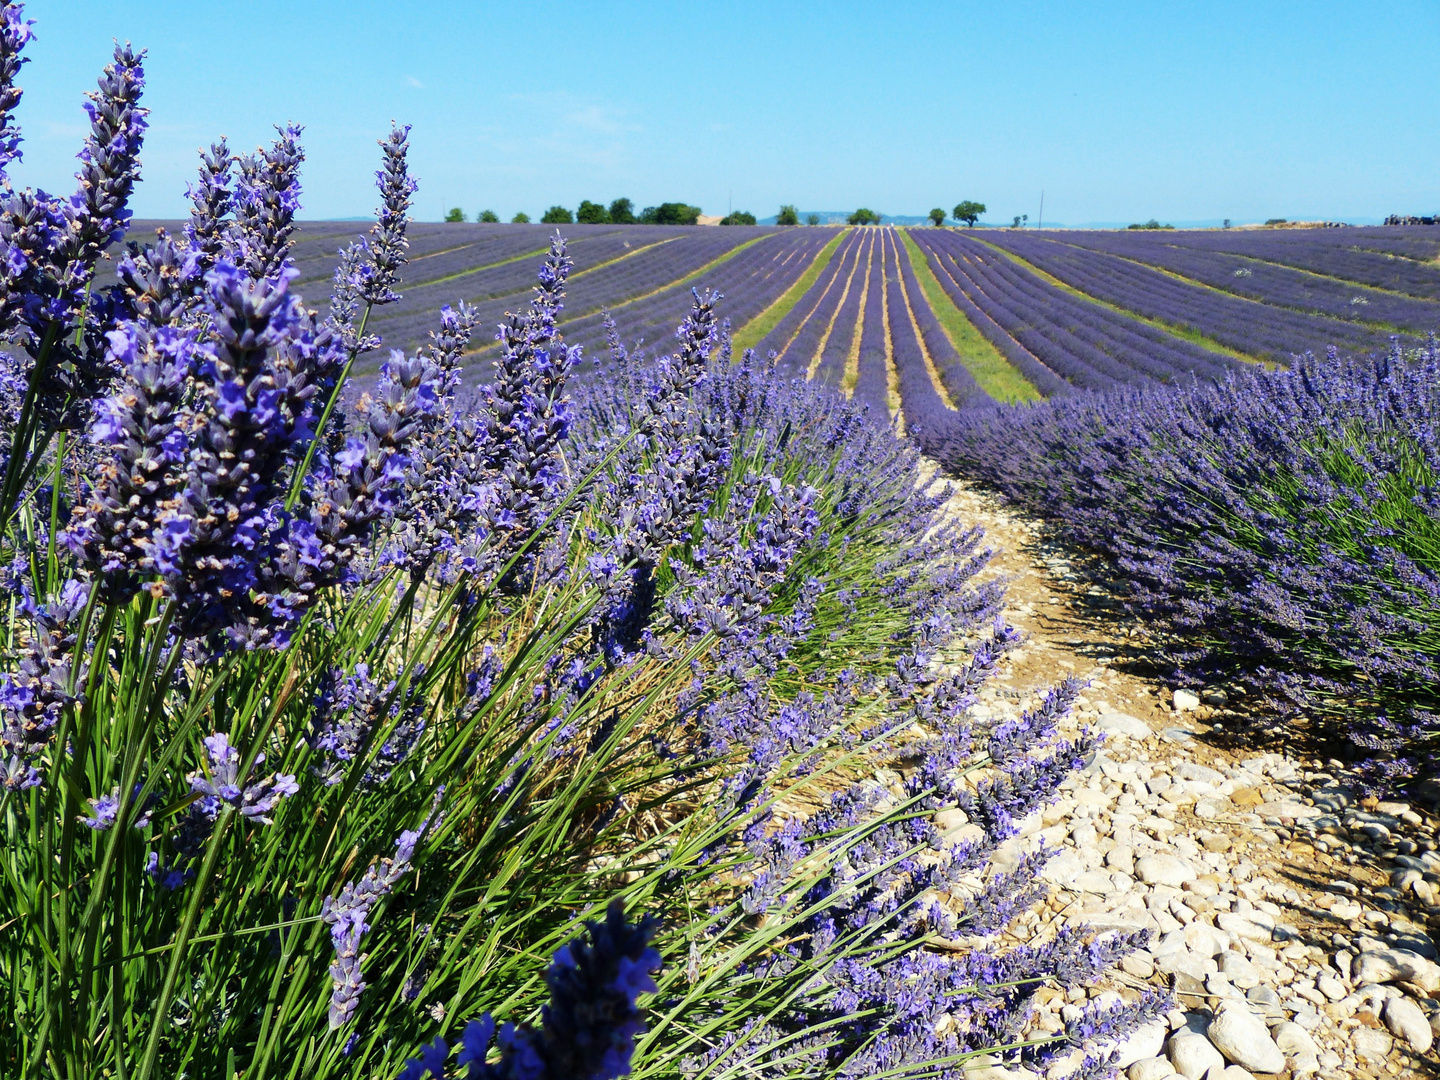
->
[12,0,1440,225]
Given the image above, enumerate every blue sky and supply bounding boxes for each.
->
[13,0,1440,225]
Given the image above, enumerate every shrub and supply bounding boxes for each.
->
[541,205,574,224]
[608,197,635,224]
[444,207,465,222]
[639,202,700,225]
[847,208,881,225]
[477,209,499,223]
[776,204,799,226]
[719,210,755,225]
[511,211,531,223]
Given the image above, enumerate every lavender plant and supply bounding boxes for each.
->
[0,10,1148,1079]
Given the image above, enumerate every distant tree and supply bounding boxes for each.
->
[846,208,881,225]
[541,205,574,224]
[478,209,499,223]
[928,207,946,226]
[576,199,610,224]
[720,210,757,226]
[776,204,800,226]
[608,197,635,223]
[1222,218,1232,229]
[444,207,465,223]
[1022,214,1028,226]
[511,211,531,224]
[1011,216,1021,228]
[1126,219,1173,230]
[642,202,701,225]
[1265,218,1287,226]
[806,213,820,226]
[953,200,985,227]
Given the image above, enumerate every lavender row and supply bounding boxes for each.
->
[777,229,870,379]
[931,231,1243,386]
[814,230,877,388]
[754,228,865,373]
[908,232,1073,397]
[1044,230,1440,331]
[885,229,988,412]
[566,228,833,358]
[349,228,761,368]
[881,233,961,435]
[982,231,1409,363]
[930,342,1440,786]
[851,230,891,417]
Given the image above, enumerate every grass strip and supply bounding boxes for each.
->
[733,228,850,355]
[899,230,1041,403]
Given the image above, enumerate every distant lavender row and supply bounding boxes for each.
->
[814,231,877,388]
[880,231,969,435]
[1045,230,1440,331]
[851,230,890,417]
[565,228,834,359]
[907,234,1071,397]
[1086,226,1440,301]
[755,228,865,375]
[981,231,1411,363]
[885,230,988,411]
[915,232,1240,390]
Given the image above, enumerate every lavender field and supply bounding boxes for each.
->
[6,1,1440,1076]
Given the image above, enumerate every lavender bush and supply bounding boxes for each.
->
[928,341,1440,787]
[0,8,1153,1077]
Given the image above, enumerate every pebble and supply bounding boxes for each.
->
[1207,1004,1286,1074]
[1382,994,1433,1053]
[1173,689,1201,711]
[1097,712,1153,739]
[1126,1060,1177,1080]
[1115,1021,1168,1067]
[1166,1032,1225,1080]
[1351,1025,1393,1062]
[1136,854,1197,888]
[1272,1021,1320,1076]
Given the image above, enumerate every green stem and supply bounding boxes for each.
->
[0,323,62,531]
[286,304,372,509]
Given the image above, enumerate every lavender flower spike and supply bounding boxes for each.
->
[323,794,443,1029]
[186,732,298,824]
[360,122,415,306]
[399,900,661,1080]
[0,3,34,180]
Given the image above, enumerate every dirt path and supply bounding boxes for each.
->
[930,473,1440,1080]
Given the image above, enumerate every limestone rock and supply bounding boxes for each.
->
[1136,854,1196,887]
[1116,1022,1169,1068]
[1098,712,1153,739]
[1166,1032,1224,1080]
[1206,1005,1285,1074]
[1383,994,1433,1053]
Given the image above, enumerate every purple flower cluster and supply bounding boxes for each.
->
[399,900,660,1080]
[932,339,1440,787]
[0,576,87,790]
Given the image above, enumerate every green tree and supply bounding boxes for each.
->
[608,197,635,223]
[576,199,610,224]
[776,204,800,226]
[846,208,881,225]
[720,210,757,226]
[642,202,701,225]
[444,207,465,223]
[511,211,530,224]
[477,209,499,223]
[928,207,946,226]
[953,200,985,227]
[540,205,574,224]
[806,213,821,226]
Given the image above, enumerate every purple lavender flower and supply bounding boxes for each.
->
[183,138,234,273]
[399,900,660,1080]
[0,577,88,791]
[185,732,298,825]
[225,124,304,281]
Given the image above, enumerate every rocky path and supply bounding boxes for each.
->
[932,476,1440,1080]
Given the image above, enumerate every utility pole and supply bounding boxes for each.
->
[1038,190,1044,230]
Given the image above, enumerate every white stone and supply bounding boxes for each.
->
[1216,911,1274,943]
[1272,1022,1319,1075]
[1252,801,1322,821]
[1350,1025,1393,1062]
[1127,1059,1178,1080]
[1136,854,1196,887]
[1166,1033,1224,1080]
[1098,712,1153,739]
[1351,947,1440,992]
[1041,849,1088,888]
[1218,952,1260,989]
[1206,1005,1285,1074]
[1173,689,1201,711]
[1116,1022,1169,1068]
[1218,1068,1255,1080]
[1383,994,1434,1053]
